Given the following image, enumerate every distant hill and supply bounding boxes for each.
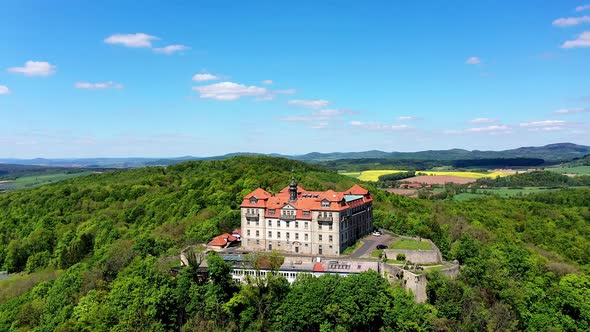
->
[2,143,589,168]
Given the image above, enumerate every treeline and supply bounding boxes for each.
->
[452,158,544,168]
[317,158,446,172]
[476,170,590,187]
[0,164,92,180]
[378,171,416,181]
[0,156,589,331]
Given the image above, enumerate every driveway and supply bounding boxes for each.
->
[349,234,393,258]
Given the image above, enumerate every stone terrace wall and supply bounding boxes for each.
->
[383,235,442,264]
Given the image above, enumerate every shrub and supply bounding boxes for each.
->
[396,253,406,261]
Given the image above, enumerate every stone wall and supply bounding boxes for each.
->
[383,249,440,264]
[381,263,427,303]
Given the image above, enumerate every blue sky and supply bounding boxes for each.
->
[1,0,589,158]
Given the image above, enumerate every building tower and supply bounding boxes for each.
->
[289,176,297,202]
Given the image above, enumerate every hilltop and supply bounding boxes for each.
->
[0,156,588,331]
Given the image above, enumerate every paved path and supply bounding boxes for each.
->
[350,234,393,258]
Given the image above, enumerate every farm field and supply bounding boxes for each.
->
[0,172,91,191]
[547,166,590,175]
[349,169,511,182]
[398,175,477,185]
[453,186,590,201]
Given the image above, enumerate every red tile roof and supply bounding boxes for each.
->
[241,183,372,214]
[208,233,238,247]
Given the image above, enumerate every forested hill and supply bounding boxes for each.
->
[0,156,589,331]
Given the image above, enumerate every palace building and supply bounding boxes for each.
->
[240,178,373,256]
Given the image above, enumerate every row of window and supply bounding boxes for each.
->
[246,229,333,243]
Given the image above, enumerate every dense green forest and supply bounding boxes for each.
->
[0,156,589,331]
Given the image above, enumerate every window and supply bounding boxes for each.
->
[269,209,276,215]
[322,200,330,207]
[268,220,271,226]
[303,211,309,216]
[286,221,290,228]
[329,224,333,231]
[295,221,299,228]
[250,198,257,204]
[286,232,290,239]
[319,234,323,241]
[329,235,333,242]
[305,222,309,229]
[276,220,280,227]
[295,233,299,240]
[256,230,259,237]
[247,230,251,236]
[277,232,281,239]
[305,233,309,241]
[256,239,260,245]
[319,224,322,230]
[268,231,272,237]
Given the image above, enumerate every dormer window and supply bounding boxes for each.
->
[269,209,276,215]
[321,200,330,208]
[303,211,310,216]
[250,197,258,204]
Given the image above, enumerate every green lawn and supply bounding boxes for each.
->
[453,186,590,201]
[339,172,361,178]
[390,238,432,250]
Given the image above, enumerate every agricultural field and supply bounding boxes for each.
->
[0,172,91,191]
[547,166,590,175]
[453,186,590,201]
[349,169,511,182]
[399,175,477,185]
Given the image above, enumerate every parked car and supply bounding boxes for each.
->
[376,244,387,250]
[372,231,382,236]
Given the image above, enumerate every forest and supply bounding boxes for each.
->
[0,156,589,331]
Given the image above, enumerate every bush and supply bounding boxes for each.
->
[396,253,406,261]
[25,251,52,273]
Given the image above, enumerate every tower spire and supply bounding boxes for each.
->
[289,176,297,201]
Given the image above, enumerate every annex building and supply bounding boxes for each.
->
[240,178,373,256]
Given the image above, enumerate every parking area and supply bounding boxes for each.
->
[349,233,393,258]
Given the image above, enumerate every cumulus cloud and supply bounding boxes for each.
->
[7,61,56,77]
[396,116,418,121]
[104,33,159,48]
[465,57,481,64]
[561,31,590,48]
[192,81,267,101]
[464,125,511,132]
[350,121,412,131]
[153,44,189,54]
[288,99,330,109]
[520,120,567,127]
[275,89,296,94]
[553,108,589,115]
[0,85,10,94]
[576,4,590,12]
[74,81,124,89]
[192,73,221,82]
[278,109,351,122]
[468,118,499,124]
[254,88,297,102]
[553,16,590,27]
[261,80,273,85]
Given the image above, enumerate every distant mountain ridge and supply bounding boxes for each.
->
[1,143,589,168]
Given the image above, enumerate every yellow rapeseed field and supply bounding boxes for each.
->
[354,170,510,182]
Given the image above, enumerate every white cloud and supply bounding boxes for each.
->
[350,121,412,131]
[74,81,124,89]
[153,44,189,54]
[104,33,158,48]
[468,118,499,124]
[553,108,589,114]
[396,116,418,121]
[561,31,590,48]
[254,88,297,102]
[278,109,350,122]
[0,85,10,94]
[275,89,296,94]
[553,16,590,27]
[520,120,566,127]
[192,73,221,82]
[311,122,328,129]
[288,99,330,109]
[464,125,511,132]
[192,81,267,101]
[7,61,56,77]
[576,4,590,12]
[261,80,273,85]
[465,57,481,64]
